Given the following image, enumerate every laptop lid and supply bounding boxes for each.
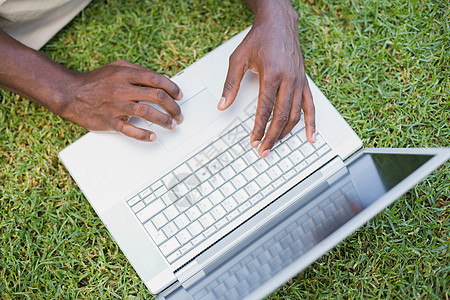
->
[158,147,449,299]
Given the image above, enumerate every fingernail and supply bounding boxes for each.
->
[261,149,270,158]
[251,140,261,148]
[217,97,226,110]
[177,90,184,100]
[149,133,156,141]
[311,132,316,143]
[177,114,184,124]
[171,119,177,130]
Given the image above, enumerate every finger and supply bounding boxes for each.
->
[129,86,183,124]
[113,119,157,142]
[123,102,177,130]
[278,83,303,139]
[250,73,281,151]
[218,51,247,110]
[302,80,316,143]
[259,76,295,157]
[120,66,183,101]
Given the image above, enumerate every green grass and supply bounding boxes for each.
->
[1,0,449,298]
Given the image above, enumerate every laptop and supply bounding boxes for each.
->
[58,27,450,299]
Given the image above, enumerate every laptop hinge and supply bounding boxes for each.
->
[174,260,205,289]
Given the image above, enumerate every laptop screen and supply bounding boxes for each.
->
[173,152,436,300]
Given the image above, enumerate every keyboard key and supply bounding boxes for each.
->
[174,214,189,229]
[160,237,180,256]
[154,185,168,197]
[222,198,238,212]
[286,135,302,150]
[250,193,264,205]
[288,150,304,165]
[143,193,156,205]
[229,144,245,158]
[294,161,308,172]
[175,229,192,245]
[238,201,252,213]
[231,174,247,190]
[162,173,178,189]
[291,119,305,134]
[314,134,326,149]
[209,190,225,205]
[261,185,275,196]
[298,128,307,142]
[174,164,192,181]
[217,152,234,166]
[197,167,212,181]
[299,143,315,157]
[274,143,290,158]
[161,190,178,206]
[128,195,140,206]
[265,151,280,165]
[256,173,271,187]
[273,177,285,188]
[267,165,283,180]
[227,210,239,221]
[185,174,200,188]
[172,182,188,197]
[192,234,206,246]
[221,165,236,181]
[306,153,319,164]
[187,220,203,237]
[199,212,215,228]
[233,189,249,204]
[279,157,294,173]
[144,221,167,245]
[231,158,246,173]
[242,151,258,165]
[179,242,194,254]
[204,226,217,237]
[209,174,225,189]
[132,201,145,213]
[215,218,228,229]
[198,181,214,197]
[283,169,297,181]
[167,250,182,263]
[242,117,254,132]
[163,205,179,220]
[139,188,151,199]
[150,180,164,192]
[211,136,232,154]
[244,181,260,196]
[317,144,331,156]
[220,182,236,198]
[185,188,202,205]
[207,159,222,175]
[254,159,269,173]
[239,138,253,151]
[137,199,165,222]
[211,205,226,220]
[186,206,201,221]
[162,222,178,237]
[198,198,213,213]
[242,165,258,181]
[152,212,168,229]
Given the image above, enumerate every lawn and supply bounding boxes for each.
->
[0,0,449,298]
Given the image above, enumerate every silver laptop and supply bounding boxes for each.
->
[58,27,450,299]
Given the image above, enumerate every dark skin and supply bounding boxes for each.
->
[0,0,315,156]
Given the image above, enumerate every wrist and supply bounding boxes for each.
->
[248,0,298,26]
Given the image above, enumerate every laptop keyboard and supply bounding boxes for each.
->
[126,114,331,263]
[188,181,358,300]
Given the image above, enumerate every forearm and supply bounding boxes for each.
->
[0,28,74,115]
[244,0,298,24]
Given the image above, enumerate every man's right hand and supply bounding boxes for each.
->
[62,60,184,141]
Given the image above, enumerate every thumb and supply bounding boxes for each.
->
[218,52,247,111]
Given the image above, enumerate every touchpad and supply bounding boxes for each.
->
[157,89,222,151]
